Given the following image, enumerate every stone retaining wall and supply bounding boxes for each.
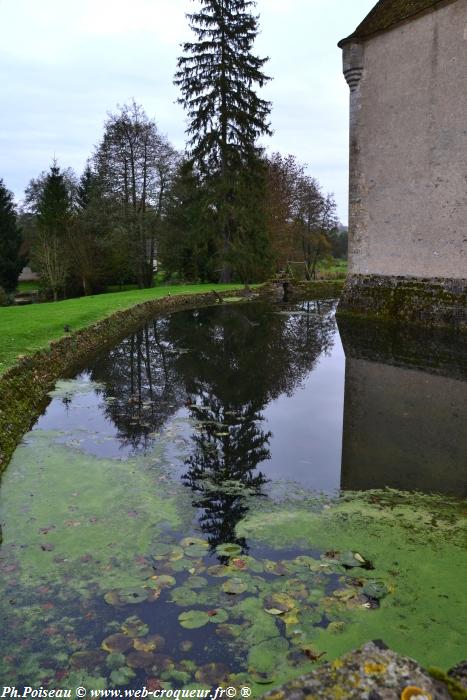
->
[338,275,467,329]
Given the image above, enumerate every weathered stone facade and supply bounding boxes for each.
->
[338,0,467,327]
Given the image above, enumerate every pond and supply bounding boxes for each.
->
[0,298,466,696]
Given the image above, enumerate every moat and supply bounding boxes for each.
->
[0,298,466,695]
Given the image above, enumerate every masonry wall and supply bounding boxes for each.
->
[344,1,467,279]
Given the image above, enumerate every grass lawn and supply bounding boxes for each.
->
[316,259,348,279]
[0,283,243,375]
[17,280,40,293]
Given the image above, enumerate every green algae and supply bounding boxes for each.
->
[0,427,191,592]
[236,490,467,670]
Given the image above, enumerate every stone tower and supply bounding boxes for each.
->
[338,0,467,328]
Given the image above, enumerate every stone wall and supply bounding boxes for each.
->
[338,274,467,329]
[343,0,467,280]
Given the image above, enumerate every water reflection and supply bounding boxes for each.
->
[338,318,467,496]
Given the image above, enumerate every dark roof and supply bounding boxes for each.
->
[338,0,455,47]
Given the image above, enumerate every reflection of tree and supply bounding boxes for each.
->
[88,300,336,549]
[183,399,270,554]
[169,301,337,554]
[89,318,186,450]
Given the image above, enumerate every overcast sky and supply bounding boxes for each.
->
[0,0,375,223]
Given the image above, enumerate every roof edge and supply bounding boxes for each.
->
[338,0,458,49]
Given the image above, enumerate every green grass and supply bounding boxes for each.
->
[0,283,243,375]
[315,258,348,279]
[16,280,40,293]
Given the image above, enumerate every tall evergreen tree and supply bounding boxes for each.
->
[0,179,24,293]
[175,0,272,281]
[32,161,71,301]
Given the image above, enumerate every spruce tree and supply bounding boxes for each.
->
[175,0,272,281]
[0,179,24,293]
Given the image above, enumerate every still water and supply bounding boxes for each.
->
[0,298,466,694]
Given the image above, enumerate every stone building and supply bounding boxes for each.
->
[338,0,467,328]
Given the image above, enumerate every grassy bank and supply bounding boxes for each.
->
[0,284,242,375]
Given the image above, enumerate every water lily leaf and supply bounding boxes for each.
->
[264,593,296,615]
[168,546,185,561]
[207,608,229,623]
[110,667,136,686]
[117,587,148,604]
[195,663,230,685]
[216,624,243,639]
[184,545,209,559]
[339,551,369,568]
[152,543,173,559]
[248,637,289,675]
[133,634,165,651]
[185,576,208,589]
[150,575,176,589]
[101,634,133,654]
[222,577,248,595]
[70,650,105,670]
[216,543,242,557]
[178,610,210,629]
[126,651,157,669]
[180,536,209,550]
[104,590,123,606]
[363,580,388,600]
[207,564,231,577]
[121,616,149,638]
[250,670,277,685]
[105,653,126,670]
[171,587,199,606]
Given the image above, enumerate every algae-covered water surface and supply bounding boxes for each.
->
[1,299,466,695]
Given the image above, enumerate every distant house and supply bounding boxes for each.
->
[337,0,467,328]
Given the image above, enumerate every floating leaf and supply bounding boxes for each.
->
[133,635,165,653]
[105,653,126,670]
[339,551,371,568]
[180,537,208,549]
[150,575,176,589]
[117,588,148,605]
[216,624,243,639]
[207,565,230,577]
[70,650,105,670]
[121,616,149,638]
[152,543,173,559]
[222,577,248,595]
[110,667,136,686]
[101,634,133,654]
[216,543,242,557]
[264,593,295,615]
[207,608,229,623]
[185,576,208,589]
[104,590,123,607]
[126,651,157,669]
[171,587,199,606]
[195,663,230,685]
[178,610,210,629]
[363,580,388,600]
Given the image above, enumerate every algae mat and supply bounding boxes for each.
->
[0,386,465,695]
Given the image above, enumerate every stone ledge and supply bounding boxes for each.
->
[337,275,467,330]
[263,642,467,700]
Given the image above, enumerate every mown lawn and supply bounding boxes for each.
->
[0,283,243,374]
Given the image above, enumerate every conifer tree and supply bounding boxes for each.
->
[175,0,272,281]
[0,179,24,293]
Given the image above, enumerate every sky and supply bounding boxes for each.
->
[0,0,375,223]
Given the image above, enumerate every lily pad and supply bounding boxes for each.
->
[222,577,248,595]
[207,608,229,623]
[216,543,242,557]
[70,650,105,670]
[171,587,199,606]
[339,551,370,568]
[264,592,296,615]
[150,575,176,589]
[195,663,230,685]
[185,576,208,589]
[133,635,165,652]
[121,616,149,638]
[178,610,210,629]
[110,667,136,686]
[126,651,157,669]
[207,564,230,577]
[101,634,134,654]
[104,590,124,607]
[105,653,126,670]
[117,587,149,605]
[363,580,388,600]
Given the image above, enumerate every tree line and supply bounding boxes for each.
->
[0,0,346,301]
